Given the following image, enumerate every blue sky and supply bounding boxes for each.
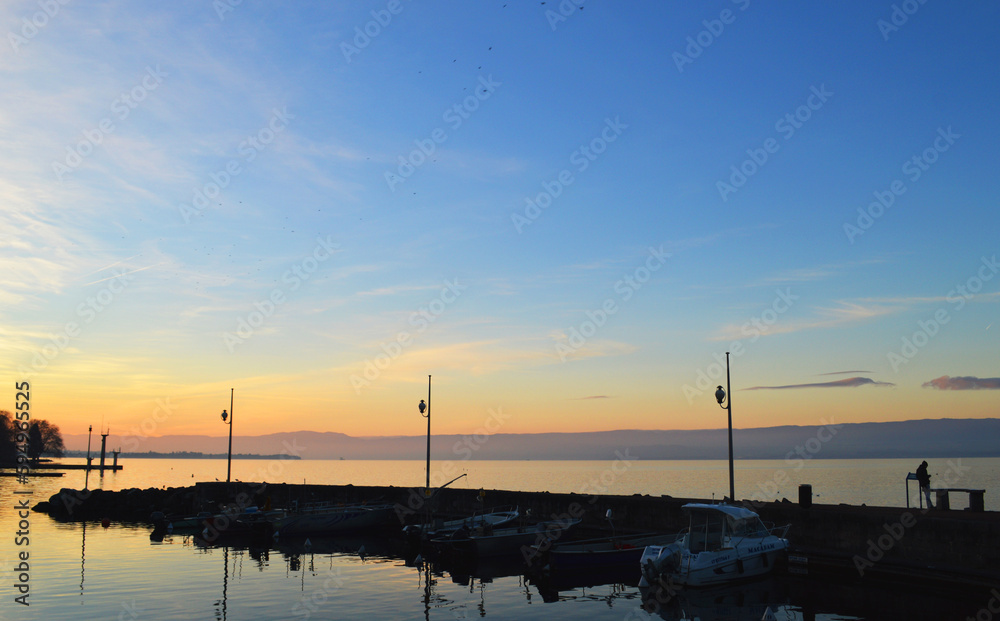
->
[2,0,998,440]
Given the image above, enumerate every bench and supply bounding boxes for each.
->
[935,488,986,512]
[906,473,986,511]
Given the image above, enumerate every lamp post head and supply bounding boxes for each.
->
[715,386,726,405]
[418,399,426,416]
[221,409,228,423]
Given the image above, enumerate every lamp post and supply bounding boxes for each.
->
[221,388,234,483]
[714,352,735,503]
[84,425,93,490]
[418,375,431,493]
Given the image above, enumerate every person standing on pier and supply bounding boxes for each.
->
[916,460,934,509]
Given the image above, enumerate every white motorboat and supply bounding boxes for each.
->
[403,507,519,540]
[638,503,789,588]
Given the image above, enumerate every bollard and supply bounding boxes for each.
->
[969,490,985,512]
[798,484,812,509]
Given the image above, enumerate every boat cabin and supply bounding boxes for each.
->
[682,503,770,552]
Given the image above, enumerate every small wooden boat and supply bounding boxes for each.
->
[154,506,283,533]
[272,503,396,537]
[201,509,276,541]
[543,532,677,573]
[433,518,582,558]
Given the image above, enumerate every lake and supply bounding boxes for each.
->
[3,457,997,619]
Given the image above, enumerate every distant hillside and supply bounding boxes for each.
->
[62,418,1000,460]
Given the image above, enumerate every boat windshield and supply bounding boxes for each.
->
[687,510,726,552]
[726,515,769,538]
[686,508,772,551]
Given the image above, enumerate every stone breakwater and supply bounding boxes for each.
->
[32,482,1000,587]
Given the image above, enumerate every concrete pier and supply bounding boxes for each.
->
[34,481,1000,587]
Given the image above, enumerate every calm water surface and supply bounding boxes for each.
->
[2,458,997,619]
[33,456,1000,510]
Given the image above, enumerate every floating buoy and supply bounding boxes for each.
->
[358,545,367,560]
[304,538,312,550]
[101,518,110,529]
[413,554,423,567]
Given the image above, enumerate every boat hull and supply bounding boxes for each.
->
[273,505,395,536]
[433,519,581,558]
[640,537,788,587]
[548,533,675,573]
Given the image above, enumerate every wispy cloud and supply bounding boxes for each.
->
[712,300,895,341]
[818,370,872,376]
[922,376,1000,390]
[749,257,889,288]
[745,377,895,390]
[575,395,612,400]
[859,291,1000,306]
[356,284,440,297]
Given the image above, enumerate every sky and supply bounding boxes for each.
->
[2,1,998,444]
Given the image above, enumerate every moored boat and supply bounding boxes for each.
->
[272,503,396,537]
[403,506,519,540]
[433,518,582,558]
[638,503,789,588]
[152,506,283,533]
[543,532,677,573]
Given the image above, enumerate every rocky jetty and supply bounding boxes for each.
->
[33,486,210,522]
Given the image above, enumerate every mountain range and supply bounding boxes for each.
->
[62,418,1000,461]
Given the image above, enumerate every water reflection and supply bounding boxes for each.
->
[150,527,989,621]
[214,544,229,621]
[79,520,87,599]
[640,576,791,621]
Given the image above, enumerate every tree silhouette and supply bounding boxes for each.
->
[0,412,17,463]
[0,412,65,464]
[35,420,65,457]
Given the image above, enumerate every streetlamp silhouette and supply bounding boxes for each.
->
[418,375,431,493]
[221,388,234,483]
[715,352,734,503]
